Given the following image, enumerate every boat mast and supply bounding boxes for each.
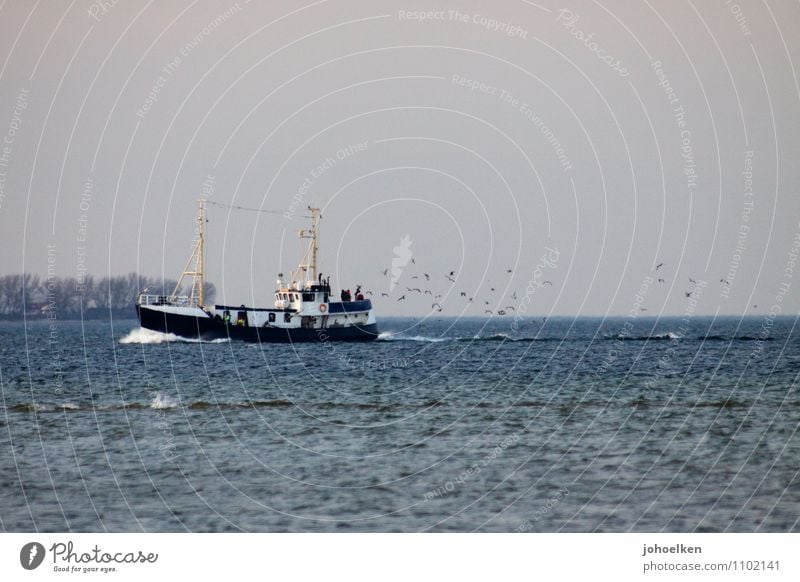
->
[197,197,205,305]
[295,207,320,284]
[172,198,205,306]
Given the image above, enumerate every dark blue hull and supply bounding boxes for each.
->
[136,305,379,343]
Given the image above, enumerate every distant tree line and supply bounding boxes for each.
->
[0,273,216,319]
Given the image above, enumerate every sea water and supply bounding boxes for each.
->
[0,316,797,532]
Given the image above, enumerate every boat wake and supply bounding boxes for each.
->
[607,332,682,341]
[119,327,230,345]
[377,331,544,343]
[376,332,449,343]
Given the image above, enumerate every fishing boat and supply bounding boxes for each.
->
[135,200,379,342]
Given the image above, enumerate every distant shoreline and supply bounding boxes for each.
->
[0,308,136,322]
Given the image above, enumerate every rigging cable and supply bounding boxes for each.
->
[205,200,312,218]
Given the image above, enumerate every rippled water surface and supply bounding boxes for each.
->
[1,316,798,532]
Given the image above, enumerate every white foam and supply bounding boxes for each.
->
[653,332,682,340]
[119,327,229,344]
[150,392,179,409]
[377,331,449,343]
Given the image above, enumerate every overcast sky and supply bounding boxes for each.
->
[1,0,798,317]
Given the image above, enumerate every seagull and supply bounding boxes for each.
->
[381,268,389,276]
[658,278,665,283]
[497,310,506,315]
[423,273,430,281]
[411,258,416,264]
[485,309,493,315]
[484,301,490,305]
[448,270,455,276]
[684,291,692,298]
[656,263,664,270]
[490,287,495,291]
[542,281,552,286]
[506,269,513,273]
[445,275,455,283]
[381,293,389,297]
[411,288,421,293]
[365,291,373,296]
[397,295,406,301]
[689,278,697,284]
[431,303,442,311]
[424,290,432,295]
[511,292,517,300]
[505,306,516,312]
[460,292,467,297]
[411,275,419,280]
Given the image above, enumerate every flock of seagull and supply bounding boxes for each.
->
[357,266,551,315]
[353,261,747,314]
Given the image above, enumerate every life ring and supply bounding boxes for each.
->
[319,303,327,313]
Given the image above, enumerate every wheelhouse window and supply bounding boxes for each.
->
[268,313,276,322]
[302,292,314,301]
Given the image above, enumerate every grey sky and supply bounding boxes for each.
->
[1,0,798,317]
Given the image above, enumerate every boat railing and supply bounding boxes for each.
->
[137,294,198,307]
